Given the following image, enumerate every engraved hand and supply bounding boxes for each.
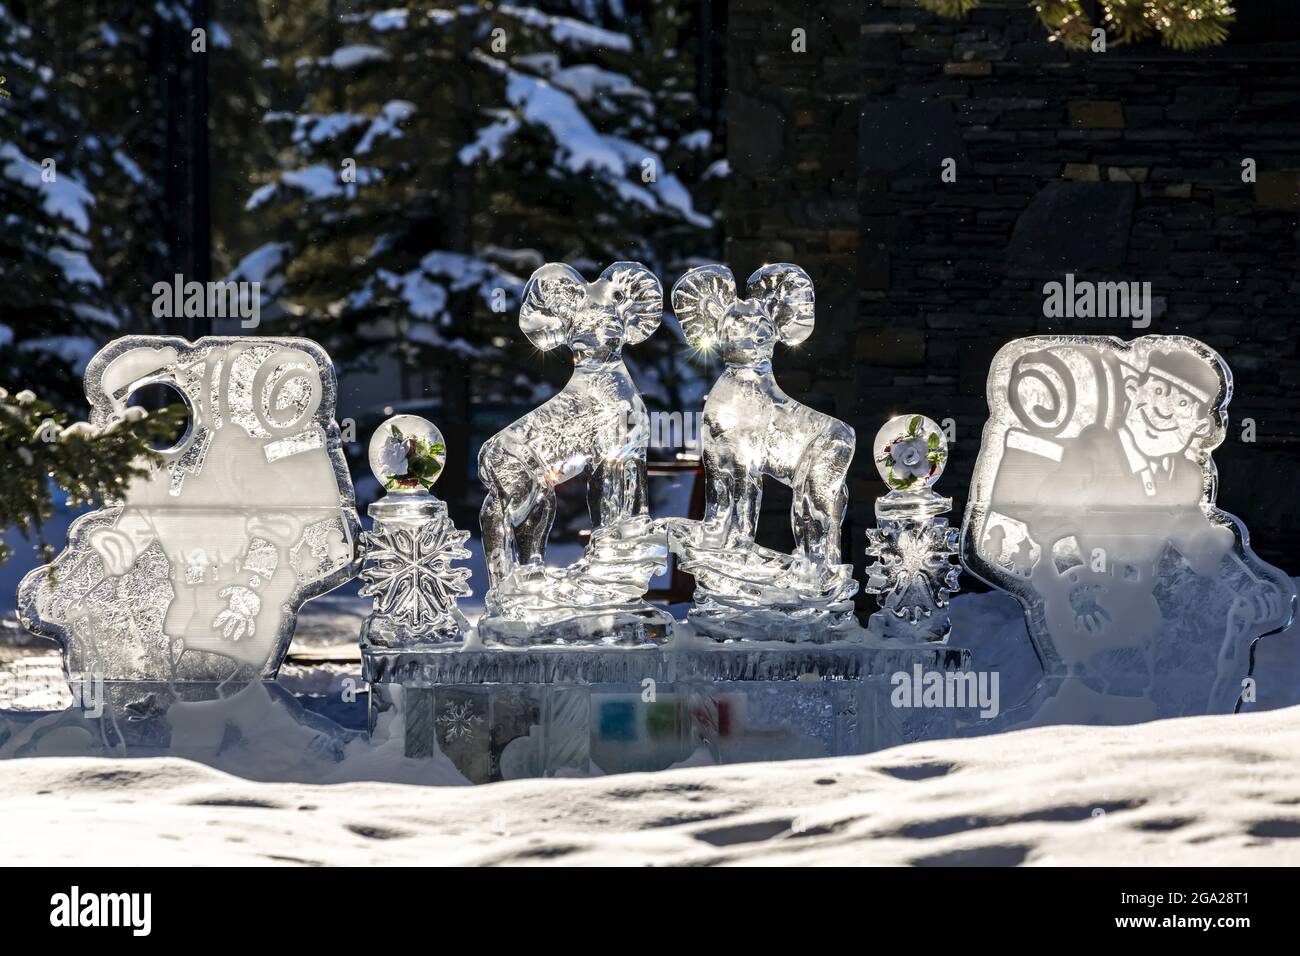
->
[1069,583,1111,635]
[213,586,261,642]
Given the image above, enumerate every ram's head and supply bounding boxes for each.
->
[519,261,663,360]
[671,263,814,365]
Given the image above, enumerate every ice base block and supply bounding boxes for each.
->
[364,636,974,783]
[475,603,674,648]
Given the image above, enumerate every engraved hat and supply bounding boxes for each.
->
[1144,349,1219,407]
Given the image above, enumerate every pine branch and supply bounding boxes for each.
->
[922,0,1235,50]
[0,389,188,566]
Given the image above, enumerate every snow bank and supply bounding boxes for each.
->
[2,704,1298,865]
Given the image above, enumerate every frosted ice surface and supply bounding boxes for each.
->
[961,334,1296,718]
[17,336,361,684]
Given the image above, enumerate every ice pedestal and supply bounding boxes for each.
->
[363,637,974,783]
[477,515,673,648]
[864,414,962,643]
[668,527,861,643]
[360,415,472,647]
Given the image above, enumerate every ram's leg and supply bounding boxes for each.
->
[513,476,555,569]
[629,455,649,516]
[794,421,855,565]
[588,454,649,528]
[702,440,761,549]
[587,458,620,527]
[479,440,548,587]
[479,491,511,590]
[699,439,734,541]
[732,462,763,548]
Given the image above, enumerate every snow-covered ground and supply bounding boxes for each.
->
[3,704,1299,865]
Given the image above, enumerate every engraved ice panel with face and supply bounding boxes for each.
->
[17,336,361,684]
[961,334,1295,720]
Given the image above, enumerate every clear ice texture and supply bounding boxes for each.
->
[17,336,361,685]
[864,414,962,643]
[476,262,672,646]
[667,264,858,642]
[961,334,1296,718]
[360,415,472,647]
[364,640,972,780]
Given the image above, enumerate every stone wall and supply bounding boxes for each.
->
[723,1,869,583]
[725,0,1300,589]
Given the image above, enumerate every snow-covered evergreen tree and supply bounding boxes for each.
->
[237,0,722,415]
[1,1,273,409]
[0,1,118,409]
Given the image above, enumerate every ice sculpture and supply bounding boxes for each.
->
[364,641,973,779]
[865,414,961,642]
[666,264,858,642]
[962,334,1295,720]
[476,261,672,646]
[17,336,360,688]
[360,415,472,646]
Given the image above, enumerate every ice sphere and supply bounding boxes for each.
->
[873,413,947,491]
[961,334,1296,719]
[368,414,447,494]
[16,336,361,686]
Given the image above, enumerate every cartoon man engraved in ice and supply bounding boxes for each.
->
[963,335,1294,718]
[18,337,360,685]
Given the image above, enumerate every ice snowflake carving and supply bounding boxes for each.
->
[666,263,858,643]
[865,517,961,635]
[360,520,471,631]
[476,261,672,647]
[864,414,961,643]
[436,701,483,741]
[360,415,472,647]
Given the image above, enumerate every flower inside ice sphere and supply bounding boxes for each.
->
[891,436,930,478]
[368,414,446,493]
[379,436,409,477]
[874,414,947,491]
